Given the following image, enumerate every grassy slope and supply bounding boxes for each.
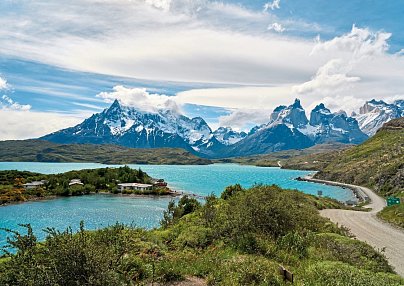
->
[1,185,402,285]
[315,118,404,228]
[0,140,212,165]
[378,204,404,228]
[315,118,404,197]
[214,143,349,169]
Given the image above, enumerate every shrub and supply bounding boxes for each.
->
[214,185,326,241]
[302,261,403,286]
[174,226,213,249]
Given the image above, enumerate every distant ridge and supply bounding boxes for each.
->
[39,98,402,158]
[0,140,212,165]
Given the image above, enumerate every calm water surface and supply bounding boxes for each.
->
[0,162,355,248]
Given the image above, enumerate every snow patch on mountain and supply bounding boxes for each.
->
[213,127,247,145]
[353,99,404,135]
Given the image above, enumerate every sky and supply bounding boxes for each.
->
[0,0,403,140]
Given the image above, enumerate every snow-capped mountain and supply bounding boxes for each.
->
[352,99,404,136]
[224,100,314,157]
[249,99,367,144]
[41,99,225,157]
[299,103,368,144]
[40,98,381,158]
[224,99,368,157]
[225,122,314,157]
[268,99,309,129]
[213,127,247,145]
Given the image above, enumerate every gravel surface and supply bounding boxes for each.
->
[318,180,404,277]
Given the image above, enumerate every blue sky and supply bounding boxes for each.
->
[0,0,403,139]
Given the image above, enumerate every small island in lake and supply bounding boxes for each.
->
[0,166,175,205]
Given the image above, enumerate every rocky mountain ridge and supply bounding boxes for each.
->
[41,98,402,158]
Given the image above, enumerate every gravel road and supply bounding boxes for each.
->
[317,180,404,277]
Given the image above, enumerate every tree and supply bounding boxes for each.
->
[221,184,244,200]
[160,196,201,228]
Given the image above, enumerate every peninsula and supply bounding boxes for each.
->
[0,166,175,205]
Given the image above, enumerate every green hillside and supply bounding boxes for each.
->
[215,143,350,168]
[315,118,404,228]
[315,118,404,197]
[0,140,212,165]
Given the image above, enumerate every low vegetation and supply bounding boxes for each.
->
[1,185,402,285]
[0,140,212,165]
[378,204,404,228]
[215,143,349,169]
[229,119,403,228]
[313,118,404,228]
[0,167,171,205]
[315,118,403,197]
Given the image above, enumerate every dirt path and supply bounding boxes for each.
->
[317,180,404,277]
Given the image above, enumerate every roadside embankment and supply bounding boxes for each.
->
[297,175,404,277]
[296,174,369,203]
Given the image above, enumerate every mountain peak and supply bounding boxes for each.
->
[267,99,308,129]
[291,98,303,109]
[111,99,121,108]
[312,103,331,113]
[273,105,287,112]
[213,127,247,146]
[310,103,333,126]
[354,98,404,135]
[315,103,325,109]
[104,99,122,114]
[368,99,386,105]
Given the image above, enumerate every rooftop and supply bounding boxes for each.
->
[118,183,153,188]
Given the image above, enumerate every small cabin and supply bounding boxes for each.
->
[23,180,46,190]
[69,179,84,186]
[117,183,153,192]
[151,178,168,187]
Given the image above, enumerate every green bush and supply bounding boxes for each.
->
[314,233,393,273]
[174,226,213,249]
[207,255,282,286]
[214,185,327,242]
[302,261,403,286]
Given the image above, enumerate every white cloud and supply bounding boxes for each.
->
[219,109,270,130]
[96,85,181,113]
[292,59,361,95]
[145,0,172,11]
[263,0,281,12]
[307,96,365,116]
[0,0,319,85]
[0,76,8,90]
[0,75,88,140]
[1,95,32,111]
[0,110,83,140]
[0,76,32,112]
[292,25,399,104]
[268,22,285,33]
[311,25,391,59]
[176,86,295,110]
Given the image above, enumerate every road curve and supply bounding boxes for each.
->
[316,179,404,277]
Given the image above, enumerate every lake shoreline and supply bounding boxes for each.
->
[0,190,183,207]
[296,173,369,203]
[0,162,357,202]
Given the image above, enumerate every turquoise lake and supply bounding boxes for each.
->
[0,162,356,248]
